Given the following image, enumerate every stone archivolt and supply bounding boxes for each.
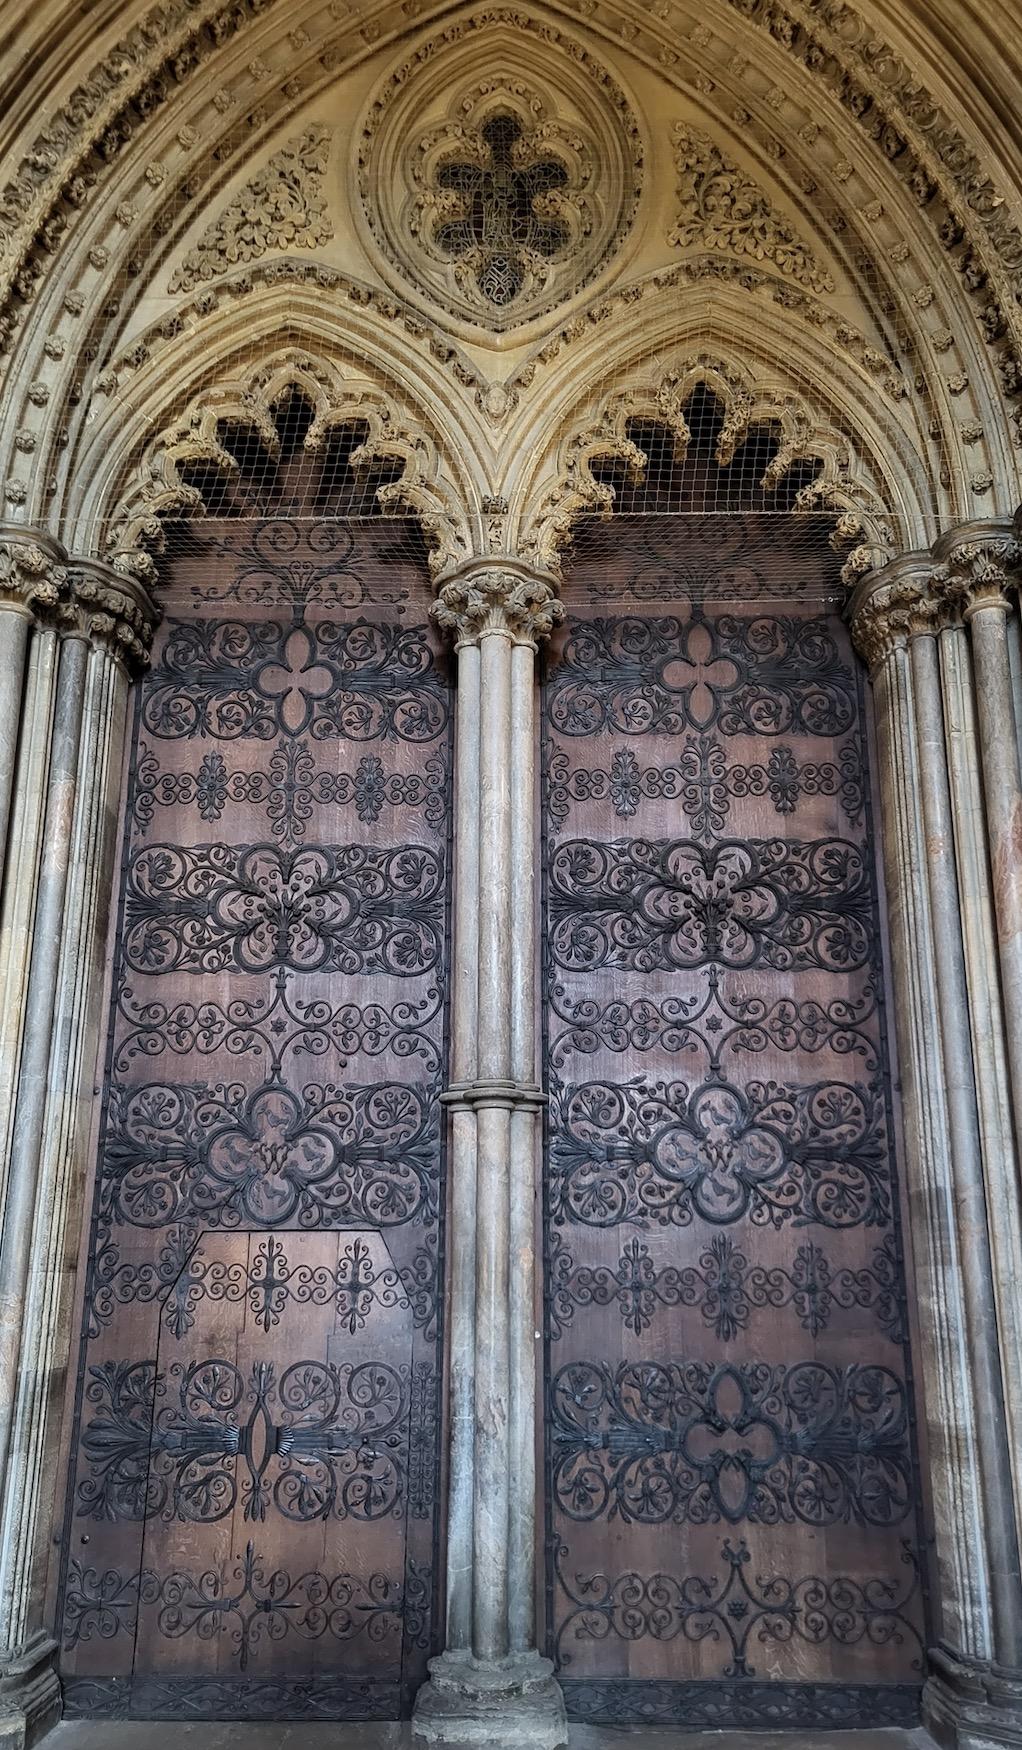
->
[669,124,835,297]
[168,126,334,293]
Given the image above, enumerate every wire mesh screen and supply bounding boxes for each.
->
[53,11,951,603]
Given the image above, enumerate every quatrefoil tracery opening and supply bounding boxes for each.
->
[432,112,572,309]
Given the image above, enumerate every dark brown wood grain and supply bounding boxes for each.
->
[541,515,924,1722]
[56,519,449,1722]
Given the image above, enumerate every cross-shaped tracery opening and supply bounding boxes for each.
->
[433,111,571,308]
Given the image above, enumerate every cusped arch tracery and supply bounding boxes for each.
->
[516,349,902,584]
[95,346,472,587]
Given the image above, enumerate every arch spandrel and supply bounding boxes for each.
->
[1,0,1021,545]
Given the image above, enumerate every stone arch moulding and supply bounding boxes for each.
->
[509,314,934,580]
[353,9,645,339]
[2,0,1020,533]
[63,326,476,584]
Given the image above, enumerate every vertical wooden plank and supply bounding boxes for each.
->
[541,512,925,1729]
[56,517,451,1722]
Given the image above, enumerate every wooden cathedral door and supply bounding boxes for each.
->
[56,516,449,1721]
[541,509,927,1729]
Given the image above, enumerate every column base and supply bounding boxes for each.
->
[412,1649,568,1750]
[925,1646,1022,1749]
[0,1632,60,1750]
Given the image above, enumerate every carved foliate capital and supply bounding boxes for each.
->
[931,519,1022,619]
[0,532,66,616]
[61,561,160,674]
[432,563,564,648]
[847,551,941,670]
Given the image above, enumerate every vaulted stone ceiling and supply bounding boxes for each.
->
[1,0,1020,576]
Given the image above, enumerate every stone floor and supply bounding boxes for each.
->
[43,1725,938,1749]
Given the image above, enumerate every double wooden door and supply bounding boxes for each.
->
[56,509,926,1729]
[56,520,449,1721]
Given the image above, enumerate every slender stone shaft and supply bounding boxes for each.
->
[0,646,128,1661]
[444,636,481,1652]
[508,636,538,1654]
[0,609,30,873]
[0,629,59,1208]
[940,623,1022,1566]
[472,1096,512,1664]
[967,594,1022,1168]
[0,631,88,1507]
[415,561,565,1749]
[865,628,988,1657]
[911,628,1022,1665]
[476,627,513,1083]
[472,623,514,1662]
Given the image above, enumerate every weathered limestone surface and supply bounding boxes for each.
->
[413,562,566,1750]
[851,520,1022,1750]
[0,542,157,1750]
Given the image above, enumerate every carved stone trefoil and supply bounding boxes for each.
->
[168,128,335,295]
[669,124,834,296]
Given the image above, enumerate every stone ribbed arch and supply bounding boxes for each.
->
[0,0,1019,538]
[510,311,927,576]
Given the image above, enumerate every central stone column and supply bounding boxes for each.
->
[413,561,567,1750]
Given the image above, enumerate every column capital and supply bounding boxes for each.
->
[932,517,1022,619]
[847,550,939,670]
[0,526,66,618]
[432,559,564,650]
[59,558,160,674]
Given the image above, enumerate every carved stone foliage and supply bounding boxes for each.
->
[357,15,642,333]
[669,125,834,296]
[541,519,922,1713]
[108,357,469,584]
[58,521,448,1716]
[0,528,157,668]
[168,128,334,294]
[432,564,564,645]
